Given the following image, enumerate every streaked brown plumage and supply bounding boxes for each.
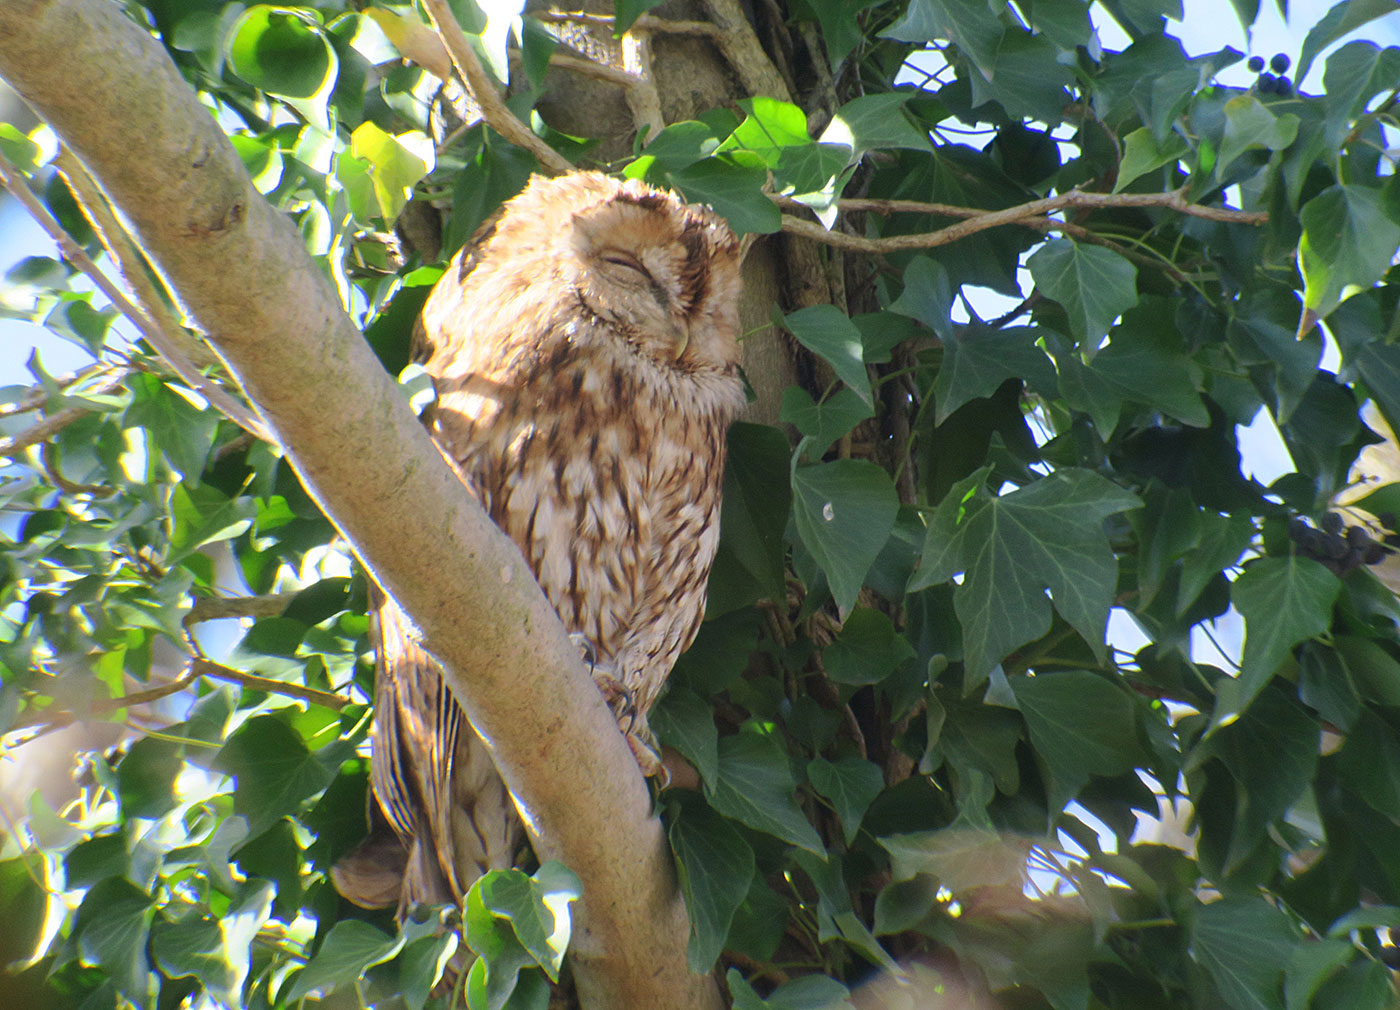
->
[336,172,744,912]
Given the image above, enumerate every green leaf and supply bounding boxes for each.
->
[822,93,931,156]
[723,97,814,165]
[0,122,40,171]
[880,0,1004,77]
[1113,127,1190,192]
[666,157,781,235]
[1323,41,1400,120]
[443,134,536,257]
[124,373,220,481]
[1284,938,1355,1010]
[1217,94,1298,175]
[347,122,434,224]
[1227,556,1339,719]
[463,876,536,1008]
[821,607,916,686]
[226,6,337,98]
[652,687,719,785]
[889,255,955,342]
[706,724,825,855]
[116,737,181,820]
[73,878,156,1009]
[709,422,792,612]
[728,968,856,1009]
[933,326,1057,424]
[1028,239,1140,346]
[152,881,273,1008]
[286,920,403,1000]
[213,715,335,838]
[1333,711,1400,822]
[791,460,900,614]
[1189,897,1299,1010]
[668,793,755,972]
[1010,670,1145,812]
[783,305,873,406]
[781,388,873,454]
[478,863,581,982]
[1294,0,1400,88]
[968,30,1075,125]
[880,826,1027,891]
[911,468,1141,682]
[1298,183,1400,329]
[807,757,885,844]
[613,0,665,34]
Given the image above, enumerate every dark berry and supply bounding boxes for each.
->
[1380,512,1397,530]
[1347,526,1372,548]
[1288,517,1311,541]
[1257,72,1277,93]
[1366,543,1387,566]
[1248,55,1265,72]
[1274,78,1292,97]
[1324,533,1349,560]
[1321,512,1345,534]
[1270,53,1290,74]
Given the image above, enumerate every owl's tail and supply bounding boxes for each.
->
[331,591,524,920]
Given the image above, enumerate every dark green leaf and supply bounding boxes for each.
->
[1010,670,1145,812]
[889,255,955,342]
[668,793,755,972]
[286,920,402,1000]
[1299,183,1400,327]
[73,878,156,1009]
[912,468,1141,681]
[666,157,781,235]
[792,460,899,614]
[1027,239,1140,345]
[807,757,884,844]
[821,607,915,686]
[784,305,873,406]
[124,373,220,480]
[152,881,272,1008]
[781,388,873,454]
[706,724,825,855]
[880,0,1004,76]
[709,423,792,612]
[213,715,335,837]
[1189,897,1299,1010]
[933,326,1057,424]
[1227,556,1339,719]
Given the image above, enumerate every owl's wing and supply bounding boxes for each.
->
[367,590,522,912]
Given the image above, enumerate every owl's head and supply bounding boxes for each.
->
[488,173,742,371]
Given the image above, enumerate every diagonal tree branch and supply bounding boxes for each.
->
[0,3,717,1008]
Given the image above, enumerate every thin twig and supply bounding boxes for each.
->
[420,0,573,175]
[190,658,352,711]
[185,592,298,625]
[776,186,1266,254]
[40,439,114,496]
[0,369,125,459]
[0,149,274,441]
[55,148,222,372]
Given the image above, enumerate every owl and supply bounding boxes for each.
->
[342,172,745,912]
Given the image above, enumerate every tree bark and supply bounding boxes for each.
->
[0,1,722,1007]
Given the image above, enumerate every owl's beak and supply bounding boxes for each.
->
[666,317,691,359]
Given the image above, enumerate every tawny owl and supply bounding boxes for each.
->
[339,172,744,912]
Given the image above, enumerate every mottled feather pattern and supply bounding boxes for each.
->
[352,173,744,914]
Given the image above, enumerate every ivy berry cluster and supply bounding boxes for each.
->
[1248,52,1293,96]
[1288,511,1394,575]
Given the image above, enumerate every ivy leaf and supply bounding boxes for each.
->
[1218,94,1298,175]
[652,686,719,786]
[666,156,781,235]
[1027,239,1140,345]
[780,388,873,454]
[613,0,665,35]
[880,0,1003,77]
[123,373,219,481]
[152,881,273,1008]
[1189,897,1299,1010]
[226,6,337,98]
[1294,0,1400,87]
[347,122,434,224]
[479,863,581,982]
[822,93,931,156]
[706,724,825,855]
[821,607,916,686]
[286,920,403,1001]
[807,757,885,844]
[911,468,1141,682]
[784,305,873,406]
[1010,670,1145,813]
[73,879,156,1009]
[1298,183,1400,333]
[728,968,856,1009]
[668,793,755,972]
[709,422,792,613]
[792,460,900,614]
[1114,127,1190,192]
[889,255,955,342]
[1227,556,1339,720]
[933,326,1058,424]
[212,715,335,838]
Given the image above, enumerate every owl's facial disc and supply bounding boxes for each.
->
[584,246,691,359]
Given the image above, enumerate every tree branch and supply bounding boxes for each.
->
[0,3,717,1008]
[419,0,574,175]
[775,187,1267,253]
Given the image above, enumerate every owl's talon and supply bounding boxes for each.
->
[568,632,597,672]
